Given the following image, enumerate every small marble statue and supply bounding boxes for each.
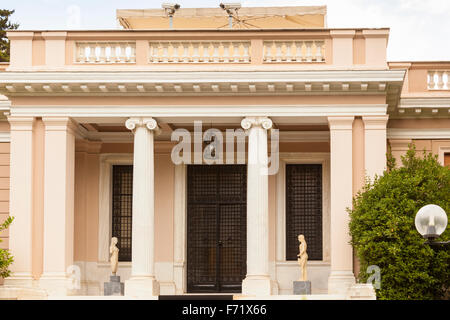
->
[105,237,124,296]
[297,234,308,281]
[110,237,119,276]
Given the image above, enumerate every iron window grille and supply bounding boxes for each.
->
[111,165,133,262]
[285,164,323,261]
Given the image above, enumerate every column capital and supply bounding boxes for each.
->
[75,140,103,154]
[389,139,412,151]
[328,116,354,130]
[125,117,160,133]
[7,116,35,131]
[362,115,389,130]
[241,117,273,131]
[42,117,79,135]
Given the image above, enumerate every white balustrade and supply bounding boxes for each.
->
[263,40,325,63]
[148,41,251,63]
[76,42,136,64]
[75,40,327,65]
[427,71,450,90]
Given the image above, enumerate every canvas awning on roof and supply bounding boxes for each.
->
[117,6,327,30]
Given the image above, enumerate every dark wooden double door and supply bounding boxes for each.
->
[187,165,247,293]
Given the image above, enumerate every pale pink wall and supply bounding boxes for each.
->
[353,33,365,65]
[11,95,387,107]
[154,154,174,262]
[74,151,87,261]
[85,151,100,261]
[413,140,432,153]
[0,122,10,131]
[279,142,329,153]
[363,30,388,68]
[100,143,133,154]
[73,141,101,262]
[268,175,276,262]
[389,139,450,166]
[32,38,45,66]
[413,140,450,160]
[388,119,450,129]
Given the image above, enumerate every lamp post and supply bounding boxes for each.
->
[414,204,449,247]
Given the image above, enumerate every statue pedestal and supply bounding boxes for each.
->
[104,275,124,296]
[293,281,311,295]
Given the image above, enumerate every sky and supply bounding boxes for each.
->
[2,0,450,61]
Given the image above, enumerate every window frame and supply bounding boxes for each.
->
[285,163,323,261]
[111,164,134,262]
[98,154,133,264]
[276,153,330,265]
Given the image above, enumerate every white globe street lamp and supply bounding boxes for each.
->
[415,204,449,246]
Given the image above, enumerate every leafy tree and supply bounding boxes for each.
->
[0,9,19,62]
[0,216,14,279]
[349,145,450,300]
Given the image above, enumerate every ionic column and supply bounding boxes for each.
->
[5,116,35,287]
[363,116,389,179]
[124,117,160,297]
[241,116,273,296]
[40,117,77,296]
[328,116,356,295]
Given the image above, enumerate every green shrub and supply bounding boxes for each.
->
[349,145,450,300]
[0,216,14,279]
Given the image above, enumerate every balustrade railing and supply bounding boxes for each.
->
[148,41,251,63]
[76,42,136,64]
[427,71,450,90]
[263,40,325,63]
[74,40,327,65]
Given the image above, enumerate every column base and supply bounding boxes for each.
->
[3,273,35,288]
[242,276,272,296]
[346,283,376,300]
[125,277,159,298]
[328,271,355,295]
[39,273,78,296]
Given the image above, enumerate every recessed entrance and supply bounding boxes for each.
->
[187,165,247,293]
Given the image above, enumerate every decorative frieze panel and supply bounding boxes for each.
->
[149,41,251,63]
[263,41,325,63]
[76,42,136,64]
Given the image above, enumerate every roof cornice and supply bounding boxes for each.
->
[0,70,404,95]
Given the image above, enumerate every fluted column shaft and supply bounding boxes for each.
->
[241,116,273,296]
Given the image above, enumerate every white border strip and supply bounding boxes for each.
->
[0,132,10,142]
[387,128,450,140]
[10,104,388,118]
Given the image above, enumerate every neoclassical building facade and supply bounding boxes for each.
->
[0,5,449,299]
